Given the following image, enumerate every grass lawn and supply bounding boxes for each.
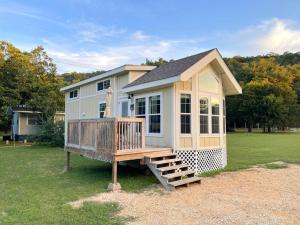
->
[226,132,300,171]
[0,146,156,225]
[0,132,299,224]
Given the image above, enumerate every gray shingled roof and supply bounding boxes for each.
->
[125,49,215,88]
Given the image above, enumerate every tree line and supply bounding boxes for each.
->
[1,41,300,133]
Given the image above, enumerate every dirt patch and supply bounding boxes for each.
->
[70,164,300,225]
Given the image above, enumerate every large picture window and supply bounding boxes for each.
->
[200,97,209,134]
[149,95,161,133]
[180,94,191,134]
[99,103,106,118]
[211,98,220,134]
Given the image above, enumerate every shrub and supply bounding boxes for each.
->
[35,120,64,147]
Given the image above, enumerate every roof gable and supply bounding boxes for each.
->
[124,49,215,88]
[123,49,242,96]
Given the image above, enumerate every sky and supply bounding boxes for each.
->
[0,0,300,73]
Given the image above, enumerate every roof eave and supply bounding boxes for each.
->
[123,75,180,93]
[60,65,156,92]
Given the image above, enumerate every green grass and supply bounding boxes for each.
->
[263,163,288,169]
[1,133,299,224]
[226,132,300,171]
[0,146,156,225]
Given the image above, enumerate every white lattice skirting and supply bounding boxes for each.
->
[175,148,227,174]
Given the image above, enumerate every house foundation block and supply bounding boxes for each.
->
[107,182,122,192]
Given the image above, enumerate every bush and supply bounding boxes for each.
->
[35,120,64,147]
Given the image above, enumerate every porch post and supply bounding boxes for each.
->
[107,118,121,192]
[112,160,118,184]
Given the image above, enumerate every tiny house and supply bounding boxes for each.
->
[61,49,242,191]
[10,105,65,141]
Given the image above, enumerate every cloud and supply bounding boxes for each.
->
[222,18,300,56]
[44,36,203,73]
[130,31,150,41]
[256,18,300,54]
[75,22,126,43]
[0,1,65,26]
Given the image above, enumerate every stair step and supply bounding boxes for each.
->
[169,176,201,187]
[150,158,182,165]
[147,153,177,161]
[162,170,194,179]
[158,164,189,172]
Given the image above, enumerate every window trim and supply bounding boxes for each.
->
[179,91,192,136]
[198,95,222,137]
[223,98,226,135]
[96,79,111,93]
[27,113,42,126]
[199,96,209,134]
[68,89,79,101]
[98,101,106,118]
[211,97,220,134]
[133,92,163,137]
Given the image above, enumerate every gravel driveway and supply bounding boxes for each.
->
[71,163,300,225]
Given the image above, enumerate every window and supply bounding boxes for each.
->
[69,90,78,99]
[28,114,42,125]
[211,98,220,133]
[97,79,110,91]
[135,98,146,118]
[180,94,191,134]
[199,72,219,93]
[99,103,106,118]
[200,97,209,134]
[121,101,129,117]
[223,99,226,134]
[149,95,161,133]
[135,95,162,135]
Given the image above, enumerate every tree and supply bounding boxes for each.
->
[142,58,172,66]
[226,57,297,132]
[0,41,64,130]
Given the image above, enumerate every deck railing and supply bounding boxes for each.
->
[66,118,145,160]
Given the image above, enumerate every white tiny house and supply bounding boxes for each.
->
[61,49,242,190]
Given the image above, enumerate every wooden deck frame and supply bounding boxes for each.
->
[65,118,172,190]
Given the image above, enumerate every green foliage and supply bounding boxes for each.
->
[225,55,299,131]
[142,57,173,66]
[0,41,64,129]
[34,120,65,147]
[59,70,106,86]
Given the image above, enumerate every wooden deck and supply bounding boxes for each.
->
[65,118,172,190]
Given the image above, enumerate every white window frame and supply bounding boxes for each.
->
[96,79,111,93]
[223,98,226,135]
[199,96,209,135]
[68,89,79,101]
[179,91,192,137]
[198,95,222,137]
[211,97,220,134]
[98,101,106,118]
[133,92,163,137]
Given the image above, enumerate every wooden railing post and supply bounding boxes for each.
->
[141,119,145,148]
[78,121,82,149]
[107,118,121,192]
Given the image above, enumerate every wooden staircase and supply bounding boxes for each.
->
[145,153,201,191]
